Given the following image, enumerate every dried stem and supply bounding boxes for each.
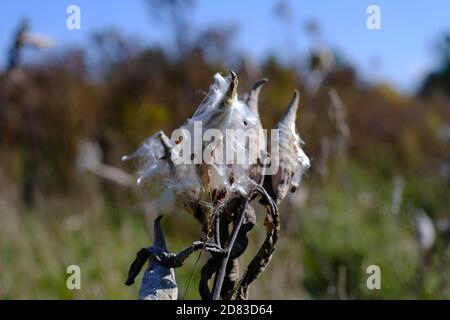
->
[211,195,248,300]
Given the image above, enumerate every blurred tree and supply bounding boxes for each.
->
[194,24,238,64]
[145,0,196,57]
[421,33,450,97]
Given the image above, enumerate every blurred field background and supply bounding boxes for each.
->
[1,0,450,299]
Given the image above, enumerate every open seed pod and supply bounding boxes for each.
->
[265,90,310,204]
[123,71,265,226]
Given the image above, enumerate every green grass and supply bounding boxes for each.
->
[1,162,449,299]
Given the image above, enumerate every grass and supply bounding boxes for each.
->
[1,161,449,299]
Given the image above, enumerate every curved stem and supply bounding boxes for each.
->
[236,185,279,300]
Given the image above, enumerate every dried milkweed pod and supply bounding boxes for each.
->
[266,90,310,204]
[123,71,310,300]
[246,78,268,185]
[123,71,261,226]
[134,216,178,300]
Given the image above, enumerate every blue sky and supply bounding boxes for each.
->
[1,0,449,93]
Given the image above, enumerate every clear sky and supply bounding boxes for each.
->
[1,0,449,93]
